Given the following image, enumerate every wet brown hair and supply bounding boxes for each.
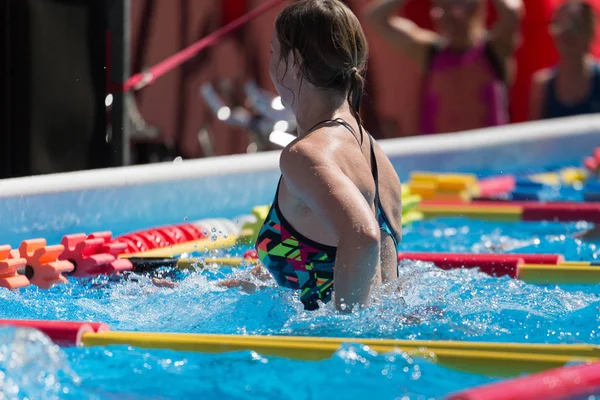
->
[275,0,369,137]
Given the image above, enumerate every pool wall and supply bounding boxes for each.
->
[0,114,598,247]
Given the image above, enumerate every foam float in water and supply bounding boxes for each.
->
[583,147,600,176]
[120,234,239,258]
[78,331,598,378]
[2,318,599,378]
[111,217,243,254]
[477,175,516,198]
[448,359,600,400]
[125,250,258,273]
[397,252,600,284]
[0,319,109,347]
[510,178,548,201]
[10,239,74,289]
[0,245,29,289]
[583,180,600,202]
[417,201,600,223]
[120,246,600,285]
[59,232,133,277]
[407,172,478,202]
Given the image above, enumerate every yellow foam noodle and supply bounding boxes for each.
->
[414,349,592,378]
[470,184,482,198]
[121,235,238,258]
[418,205,523,222]
[402,211,424,226]
[431,191,472,202]
[560,167,587,185]
[559,261,592,267]
[518,264,600,285]
[401,185,411,197]
[174,257,250,269]
[528,172,561,186]
[409,172,441,184]
[237,205,271,245]
[411,172,477,185]
[436,178,473,192]
[80,331,599,378]
[138,333,600,358]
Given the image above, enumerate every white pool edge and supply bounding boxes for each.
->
[0,114,598,198]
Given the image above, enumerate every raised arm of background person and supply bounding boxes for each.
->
[280,141,381,313]
[364,0,439,71]
[528,69,552,120]
[488,0,524,84]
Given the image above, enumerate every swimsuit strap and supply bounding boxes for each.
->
[307,118,362,146]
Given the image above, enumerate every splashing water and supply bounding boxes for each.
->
[0,327,81,400]
[1,213,600,398]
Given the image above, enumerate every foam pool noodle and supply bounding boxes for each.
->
[236,205,270,246]
[401,186,423,226]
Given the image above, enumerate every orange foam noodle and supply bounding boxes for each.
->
[436,180,472,191]
[15,239,73,289]
[0,245,29,290]
[408,182,437,199]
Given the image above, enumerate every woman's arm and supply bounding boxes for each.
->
[488,0,524,61]
[528,69,551,121]
[280,143,381,313]
[363,0,438,71]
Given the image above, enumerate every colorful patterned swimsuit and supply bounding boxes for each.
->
[255,119,400,310]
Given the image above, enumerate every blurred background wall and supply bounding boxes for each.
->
[2,0,600,178]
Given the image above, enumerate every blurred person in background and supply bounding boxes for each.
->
[364,0,523,135]
[529,0,600,120]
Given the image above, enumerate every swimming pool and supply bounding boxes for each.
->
[1,115,599,399]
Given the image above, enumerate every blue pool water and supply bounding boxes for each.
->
[1,162,600,399]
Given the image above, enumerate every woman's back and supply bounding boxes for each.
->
[276,117,402,285]
[254,0,403,312]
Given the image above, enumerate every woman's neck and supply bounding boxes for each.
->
[294,91,351,137]
[558,54,593,78]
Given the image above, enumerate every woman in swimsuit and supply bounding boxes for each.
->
[221,0,403,313]
[529,0,600,120]
[364,0,523,135]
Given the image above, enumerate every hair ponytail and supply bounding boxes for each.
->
[347,67,365,142]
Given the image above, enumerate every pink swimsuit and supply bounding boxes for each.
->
[419,40,509,135]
